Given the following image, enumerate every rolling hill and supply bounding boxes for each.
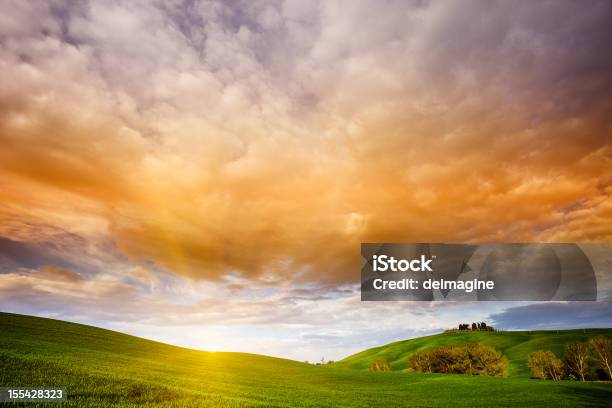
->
[1,312,611,407]
[338,328,612,376]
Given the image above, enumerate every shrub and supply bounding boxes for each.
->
[407,344,506,376]
[368,358,390,372]
[528,350,563,380]
[408,350,433,373]
[462,343,506,376]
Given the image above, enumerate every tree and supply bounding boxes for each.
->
[528,351,563,380]
[563,341,589,381]
[589,336,611,380]
[369,358,390,372]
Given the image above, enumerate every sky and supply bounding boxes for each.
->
[0,0,611,362]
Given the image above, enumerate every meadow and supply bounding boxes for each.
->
[339,327,612,377]
[1,312,611,407]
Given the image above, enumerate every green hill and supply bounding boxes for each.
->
[1,312,611,407]
[339,328,612,376]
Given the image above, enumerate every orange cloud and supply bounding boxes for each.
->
[0,0,610,284]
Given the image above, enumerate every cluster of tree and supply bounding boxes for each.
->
[447,322,494,332]
[408,343,507,376]
[528,336,611,381]
[368,359,391,372]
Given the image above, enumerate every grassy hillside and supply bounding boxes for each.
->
[1,312,610,407]
[339,328,612,376]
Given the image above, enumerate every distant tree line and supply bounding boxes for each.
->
[528,336,611,381]
[408,343,506,376]
[446,322,494,332]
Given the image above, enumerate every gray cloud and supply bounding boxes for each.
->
[490,302,612,330]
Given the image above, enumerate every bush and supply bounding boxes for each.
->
[528,350,563,380]
[368,358,390,372]
[408,350,433,373]
[463,343,507,376]
[407,344,506,376]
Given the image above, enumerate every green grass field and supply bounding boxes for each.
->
[1,312,610,407]
[338,328,612,377]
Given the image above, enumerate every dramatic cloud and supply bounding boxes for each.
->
[1,1,611,359]
[1,0,611,282]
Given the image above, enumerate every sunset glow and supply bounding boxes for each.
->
[1,0,611,361]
